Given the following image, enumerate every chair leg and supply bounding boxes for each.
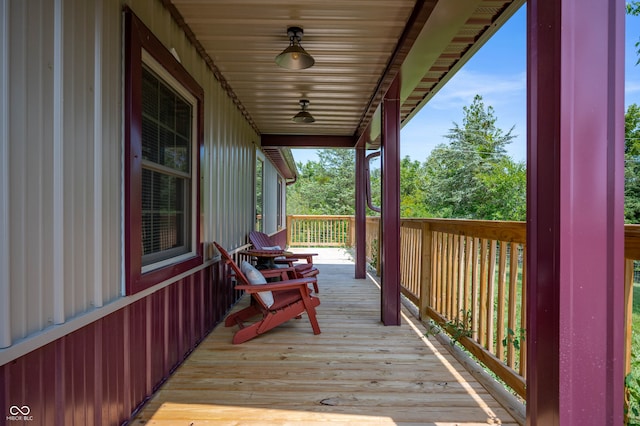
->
[225,304,261,327]
[301,296,321,335]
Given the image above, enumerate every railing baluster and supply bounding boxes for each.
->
[457,234,465,323]
[435,232,443,313]
[486,240,497,352]
[519,246,527,378]
[452,234,460,321]
[625,259,635,375]
[507,242,519,368]
[479,239,489,348]
[446,233,453,319]
[471,237,480,341]
[463,236,472,321]
[496,242,507,362]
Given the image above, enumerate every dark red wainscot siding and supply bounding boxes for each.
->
[0,261,236,426]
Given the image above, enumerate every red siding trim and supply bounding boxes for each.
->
[0,263,237,424]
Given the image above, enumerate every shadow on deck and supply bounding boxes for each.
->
[132,248,520,425]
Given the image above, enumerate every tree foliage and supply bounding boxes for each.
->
[630,1,640,64]
[288,95,526,221]
[626,103,640,223]
[423,95,526,220]
[287,149,355,215]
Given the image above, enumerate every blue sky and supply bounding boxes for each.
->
[293,5,640,165]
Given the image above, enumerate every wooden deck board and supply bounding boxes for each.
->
[131,250,518,425]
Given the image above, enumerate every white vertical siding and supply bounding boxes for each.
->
[101,0,122,304]
[92,0,104,308]
[0,0,11,348]
[52,0,65,324]
[262,161,279,235]
[2,0,260,349]
[8,0,57,339]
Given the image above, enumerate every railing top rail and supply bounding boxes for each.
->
[288,214,354,219]
[625,224,640,259]
[401,218,526,244]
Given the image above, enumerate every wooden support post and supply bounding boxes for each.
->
[419,221,432,320]
[527,0,625,423]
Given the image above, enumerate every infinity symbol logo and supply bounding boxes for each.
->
[9,405,31,416]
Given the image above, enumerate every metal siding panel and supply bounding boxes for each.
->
[183,277,192,350]
[194,270,205,341]
[167,283,181,371]
[128,299,148,409]
[3,340,58,425]
[3,0,258,367]
[263,162,278,234]
[101,309,126,425]
[0,0,9,348]
[62,0,95,319]
[101,0,122,304]
[8,0,57,340]
[52,0,65,327]
[92,0,104,310]
[0,263,232,424]
[150,290,166,389]
[65,326,94,426]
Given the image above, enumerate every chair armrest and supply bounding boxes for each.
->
[260,266,295,279]
[235,277,317,293]
[284,253,317,264]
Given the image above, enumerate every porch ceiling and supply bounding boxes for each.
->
[167,0,524,148]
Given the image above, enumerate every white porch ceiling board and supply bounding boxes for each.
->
[169,0,416,137]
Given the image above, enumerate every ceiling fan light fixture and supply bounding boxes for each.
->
[275,27,315,70]
[292,99,315,123]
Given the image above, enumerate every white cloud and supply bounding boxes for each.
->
[429,70,526,111]
[626,79,640,106]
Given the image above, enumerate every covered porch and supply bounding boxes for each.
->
[0,0,627,424]
[132,249,522,425]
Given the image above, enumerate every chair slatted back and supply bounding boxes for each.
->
[249,231,276,250]
[214,242,250,287]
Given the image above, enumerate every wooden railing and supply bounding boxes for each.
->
[285,215,637,402]
[287,215,355,247]
[397,218,527,398]
[625,226,640,376]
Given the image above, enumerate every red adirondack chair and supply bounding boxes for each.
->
[249,231,320,291]
[214,242,321,344]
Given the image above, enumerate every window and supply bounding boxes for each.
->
[255,157,264,232]
[124,10,204,294]
[277,176,283,230]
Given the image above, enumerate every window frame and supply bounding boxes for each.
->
[124,9,204,295]
[276,175,283,230]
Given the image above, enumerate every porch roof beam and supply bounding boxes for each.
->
[261,134,356,148]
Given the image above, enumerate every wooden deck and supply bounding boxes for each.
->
[131,249,519,425]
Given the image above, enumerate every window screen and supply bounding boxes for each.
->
[141,67,192,266]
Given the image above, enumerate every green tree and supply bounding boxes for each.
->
[368,156,431,218]
[423,94,526,220]
[287,149,355,215]
[626,104,640,223]
[629,1,640,64]
[399,157,431,217]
